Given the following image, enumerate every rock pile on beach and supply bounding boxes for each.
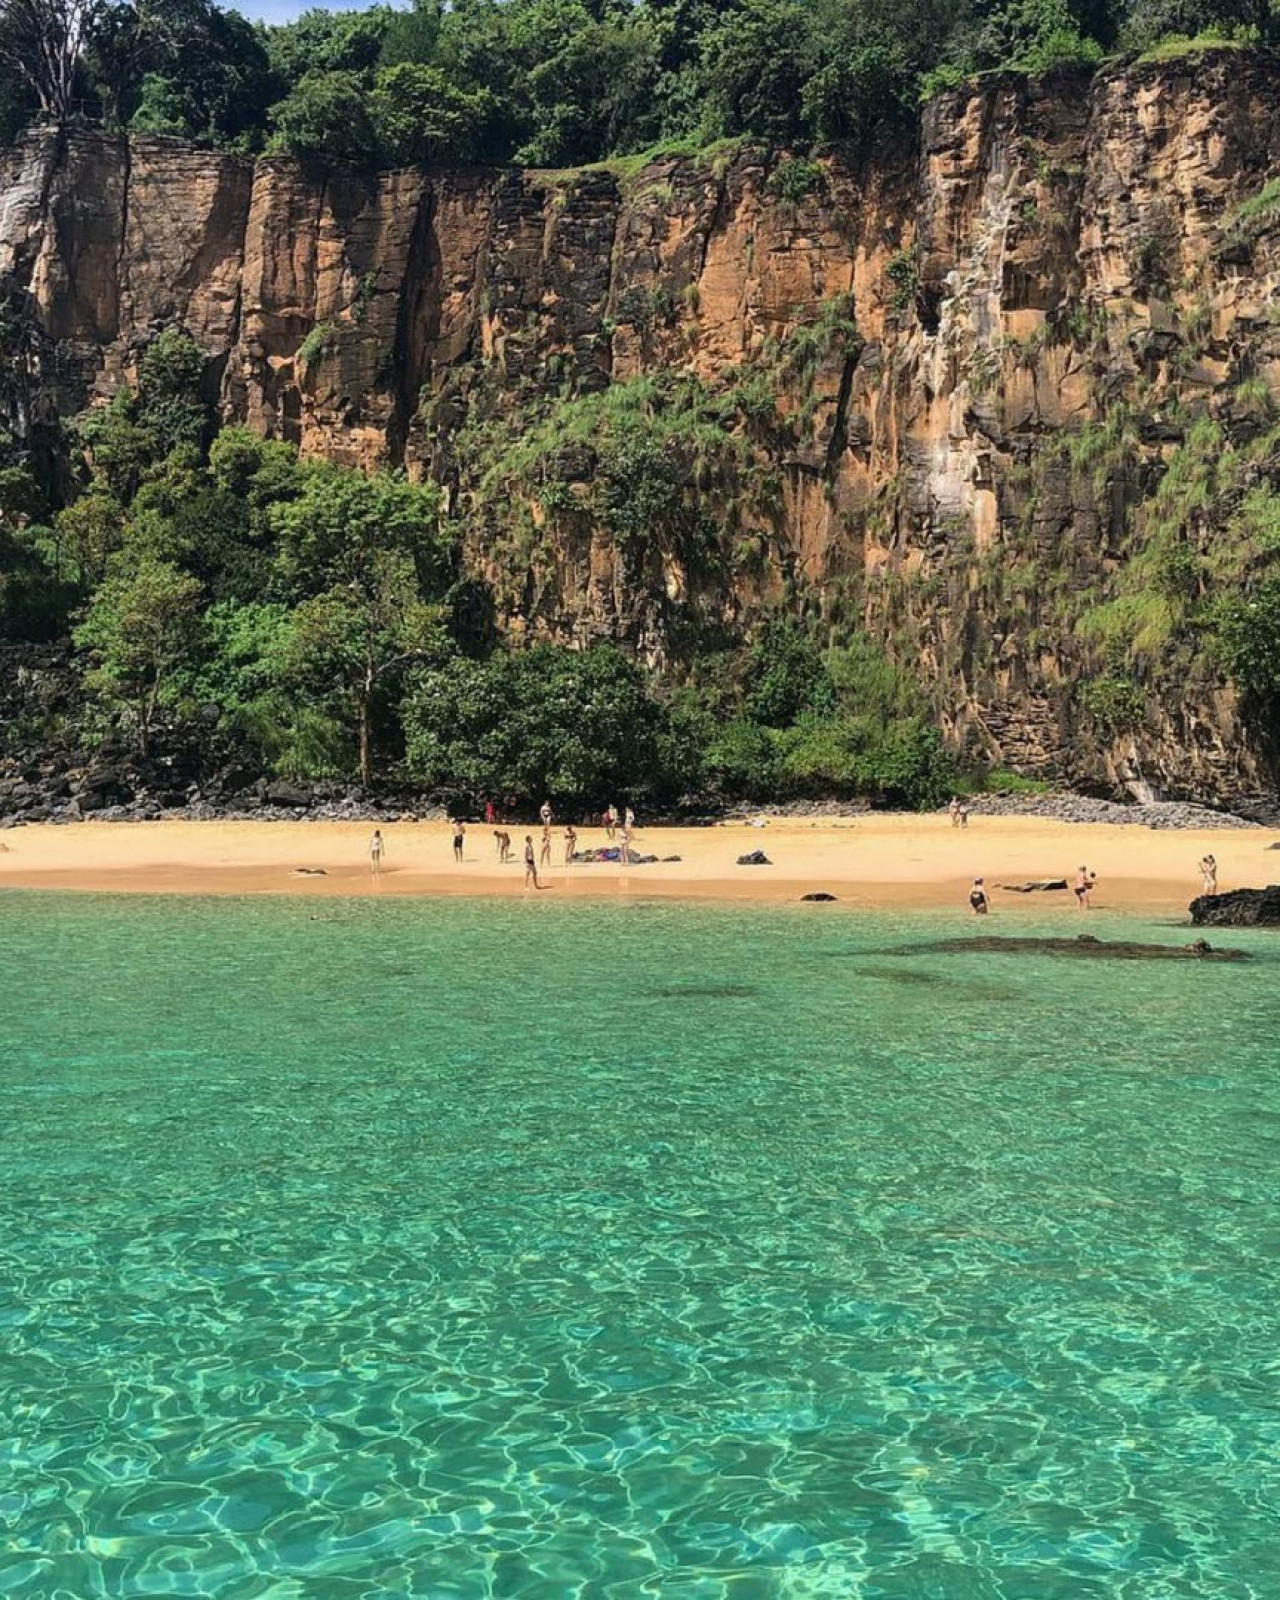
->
[965,794,1269,829]
[0,765,453,828]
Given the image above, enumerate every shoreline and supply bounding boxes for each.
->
[1,814,1273,913]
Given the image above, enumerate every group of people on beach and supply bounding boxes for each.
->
[373,813,1228,912]
[372,800,640,889]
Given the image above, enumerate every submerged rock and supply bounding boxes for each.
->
[1190,886,1280,927]
[886,934,1250,962]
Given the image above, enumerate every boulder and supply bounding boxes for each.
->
[996,879,1068,892]
[801,892,838,901]
[266,781,314,809]
[1190,886,1280,927]
[736,850,772,865]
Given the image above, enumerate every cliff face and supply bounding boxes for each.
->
[4,53,1280,805]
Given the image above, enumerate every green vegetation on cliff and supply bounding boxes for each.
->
[0,331,955,808]
[1,0,1276,168]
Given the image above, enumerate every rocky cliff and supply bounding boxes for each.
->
[4,50,1280,806]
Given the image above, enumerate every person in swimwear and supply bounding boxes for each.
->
[969,878,989,915]
[452,819,465,862]
[369,829,384,876]
[1199,853,1218,894]
[564,825,577,866]
[539,824,552,869]
[494,829,511,862]
[1074,866,1096,909]
[524,834,539,889]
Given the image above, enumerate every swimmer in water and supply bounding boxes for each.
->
[968,878,989,915]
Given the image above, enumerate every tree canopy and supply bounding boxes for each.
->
[1,0,1275,167]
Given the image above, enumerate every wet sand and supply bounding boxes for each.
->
[0,814,1270,913]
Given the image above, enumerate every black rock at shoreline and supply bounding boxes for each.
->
[1190,887,1280,927]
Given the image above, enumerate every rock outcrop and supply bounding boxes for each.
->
[5,51,1280,807]
[1190,886,1280,926]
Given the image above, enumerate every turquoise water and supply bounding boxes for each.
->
[2,893,1280,1598]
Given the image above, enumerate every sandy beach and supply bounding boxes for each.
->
[0,813,1272,913]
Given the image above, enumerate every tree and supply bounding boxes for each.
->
[285,550,449,785]
[267,68,381,164]
[370,62,491,164]
[75,556,204,755]
[0,0,101,122]
[404,642,665,803]
[268,464,453,782]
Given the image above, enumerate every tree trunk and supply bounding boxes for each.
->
[359,652,376,789]
[358,694,373,788]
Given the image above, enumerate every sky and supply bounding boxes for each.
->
[242,0,394,23]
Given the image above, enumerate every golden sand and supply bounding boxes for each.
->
[0,813,1270,915]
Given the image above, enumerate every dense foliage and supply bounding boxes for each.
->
[0,331,957,809]
[1,0,1277,167]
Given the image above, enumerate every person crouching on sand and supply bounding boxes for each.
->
[969,878,989,915]
[524,834,539,889]
[494,829,511,862]
[1074,866,1096,909]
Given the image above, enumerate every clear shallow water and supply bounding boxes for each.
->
[2,892,1280,1599]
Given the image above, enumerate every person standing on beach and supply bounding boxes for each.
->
[1199,854,1218,894]
[494,829,511,862]
[624,805,635,834]
[484,798,495,826]
[540,799,553,829]
[369,829,384,876]
[452,820,466,862]
[949,797,961,828]
[603,805,616,839]
[617,822,631,863]
[524,834,539,889]
[969,878,989,915]
[540,824,553,869]
[1074,866,1096,910]
[564,825,577,866]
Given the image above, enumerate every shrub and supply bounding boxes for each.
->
[766,157,825,203]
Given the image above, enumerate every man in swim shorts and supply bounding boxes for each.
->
[524,834,539,888]
[1074,866,1096,909]
[452,820,465,862]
